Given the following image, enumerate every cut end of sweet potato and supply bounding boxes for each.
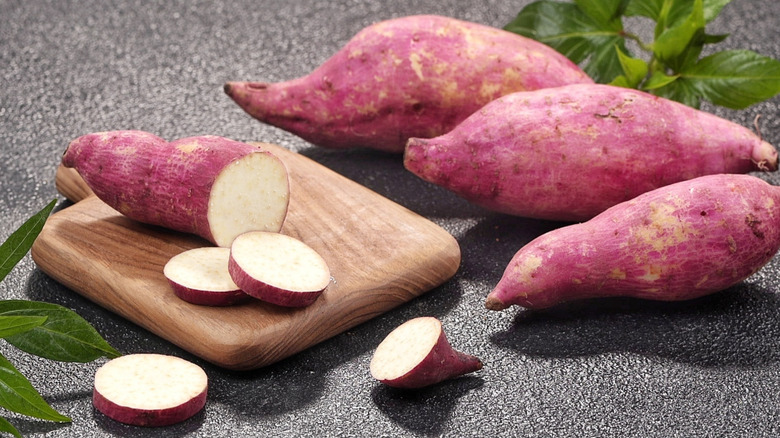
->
[93,354,208,427]
[370,317,482,389]
[229,231,331,307]
[164,247,250,307]
[370,317,441,382]
[208,151,290,247]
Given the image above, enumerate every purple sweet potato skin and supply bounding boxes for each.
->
[405,83,778,222]
[61,130,261,245]
[485,174,780,310]
[224,15,593,153]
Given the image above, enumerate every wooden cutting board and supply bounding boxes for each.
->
[31,142,461,370]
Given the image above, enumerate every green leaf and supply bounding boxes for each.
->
[702,0,732,23]
[505,1,594,64]
[625,0,662,20]
[703,32,729,44]
[652,0,705,66]
[575,0,628,26]
[0,416,22,438]
[0,353,70,422]
[626,0,731,24]
[614,45,649,88]
[504,0,627,83]
[0,200,56,284]
[609,75,631,88]
[651,77,702,108]
[0,316,47,339]
[680,49,780,109]
[583,37,628,83]
[0,301,120,362]
[643,70,679,90]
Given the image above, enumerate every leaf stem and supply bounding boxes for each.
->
[620,31,653,53]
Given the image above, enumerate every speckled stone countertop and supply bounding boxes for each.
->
[1,1,779,436]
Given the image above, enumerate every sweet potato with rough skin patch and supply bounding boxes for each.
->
[485,174,780,311]
[405,83,778,222]
[224,14,593,153]
[61,130,290,247]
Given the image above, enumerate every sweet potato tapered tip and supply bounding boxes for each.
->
[484,295,509,311]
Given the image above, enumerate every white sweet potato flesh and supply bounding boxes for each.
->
[164,247,249,306]
[224,14,593,152]
[93,353,208,427]
[370,317,483,389]
[405,83,778,222]
[61,131,290,247]
[485,174,780,311]
[228,231,331,307]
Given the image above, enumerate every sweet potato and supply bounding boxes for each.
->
[485,174,780,311]
[405,83,778,222]
[61,130,290,247]
[370,317,482,389]
[224,14,593,153]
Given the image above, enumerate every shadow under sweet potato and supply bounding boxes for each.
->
[371,376,484,436]
[489,283,780,368]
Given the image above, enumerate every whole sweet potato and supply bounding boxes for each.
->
[61,130,290,247]
[224,15,593,153]
[485,174,780,311]
[405,83,778,222]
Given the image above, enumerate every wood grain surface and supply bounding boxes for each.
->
[32,143,461,370]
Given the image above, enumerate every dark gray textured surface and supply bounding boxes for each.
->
[1,0,779,436]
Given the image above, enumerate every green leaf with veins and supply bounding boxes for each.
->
[0,353,70,423]
[0,316,47,339]
[625,0,732,25]
[0,199,122,433]
[0,301,120,362]
[682,50,780,109]
[652,0,705,67]
[504,0,779,109]
[611,45,649,88]
[505,0,628,83]
[0,200,56,284]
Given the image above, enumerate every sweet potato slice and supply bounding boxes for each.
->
[164,247,250,306]
[228,231,331,307]
[370,317,482,389]
[93,354,208,427]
